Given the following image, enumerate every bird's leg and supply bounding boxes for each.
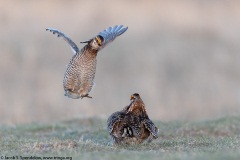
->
[78,87,92,99]
[86,94,92,98]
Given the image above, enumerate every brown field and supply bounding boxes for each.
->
[1,0,240,124]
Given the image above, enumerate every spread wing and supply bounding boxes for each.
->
[98,25,128,49]
[143,119,159,138]
[46,28,79,54]
[107,111,126,134]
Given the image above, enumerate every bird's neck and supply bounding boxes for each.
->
[81,44,98,57]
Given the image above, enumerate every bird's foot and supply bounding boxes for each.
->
[81,94,92,99]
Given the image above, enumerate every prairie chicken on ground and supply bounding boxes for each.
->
[107,93,159,145]
[46,25,128,99]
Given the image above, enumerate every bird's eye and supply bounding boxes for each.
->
[95,36,102,46]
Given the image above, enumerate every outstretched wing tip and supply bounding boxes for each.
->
[46,27,79,54]
[46,28,54,31]
[98,25,128,48]
[46,28,57,34]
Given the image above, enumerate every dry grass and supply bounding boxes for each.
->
[1,116,240,160]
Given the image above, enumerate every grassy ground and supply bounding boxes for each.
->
[0,116,240,160]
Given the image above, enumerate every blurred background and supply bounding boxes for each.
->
[1,0,240,124]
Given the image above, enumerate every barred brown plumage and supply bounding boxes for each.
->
[46,25,128,99]
[107,93,159,145]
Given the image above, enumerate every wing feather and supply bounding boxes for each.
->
[107,111,126,134]
[143,119,159,138]
[46,28,79,54]
[98,25,128,49]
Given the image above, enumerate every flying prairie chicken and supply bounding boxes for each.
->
[107,93,159,145]
[46,25,128,99]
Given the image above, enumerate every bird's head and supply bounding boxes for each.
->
[130,93,140,102]
[127,93,147,116]
[80,35,104,50]
[92,35,104,49]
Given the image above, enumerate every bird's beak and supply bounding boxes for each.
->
[130,95,134,100]
[80,40,90,43]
